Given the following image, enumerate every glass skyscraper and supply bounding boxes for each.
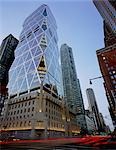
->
[8,4,63,98]
[0,34,18,115]
[86,88,103,132]
[60,44,86,129]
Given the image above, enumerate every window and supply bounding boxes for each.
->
[27,32,32,38]
[32,107,34,111]
[34,26,39,33]
[20,121,22,127]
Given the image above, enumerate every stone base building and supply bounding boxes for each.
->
[0,89,80,139]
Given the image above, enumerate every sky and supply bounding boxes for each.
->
[0,0,114,130]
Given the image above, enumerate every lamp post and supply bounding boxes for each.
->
[89,75,104,85]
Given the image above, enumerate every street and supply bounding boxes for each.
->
[1,136,116,150]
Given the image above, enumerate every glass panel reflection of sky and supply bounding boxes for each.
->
[8,4,63,97]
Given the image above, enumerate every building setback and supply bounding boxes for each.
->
[0,34,18,115]
[60,44,86,130]
[0,5,79,139]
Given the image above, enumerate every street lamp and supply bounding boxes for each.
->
[89,75,103,85]
[89,73,111,85]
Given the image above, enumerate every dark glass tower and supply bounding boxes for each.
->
[60,44,86,129]
[93,0,116,34]
[8,4,63,98]
[86,88,103,132]
[0,34,18,115]
[93,0,116,46]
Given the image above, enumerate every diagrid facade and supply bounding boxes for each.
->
[8,5,62,97]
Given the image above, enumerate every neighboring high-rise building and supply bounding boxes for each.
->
[60,44,86,129]
[96,46,116,128]
[93,0,116,35]
[86,88,103,132]
[93,0,116,47]
[0,34,18,115]
[93,0,116,128]
[99,112,106,130]
[0,5,79,139]
[85,110,98,133]
[85,110,96,134]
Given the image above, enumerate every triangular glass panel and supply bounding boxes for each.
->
[43,8,47,16]
[9,69,15,80]
[31,40,38,48]
[11,85,17,95]
[29,40,34,48]
[34,46,42,56]
[27,72,34,87]
[20,78,28,92]
[17,57,23,66]
[9,70,17,81]
[17,66,22,77]
[24,45,29,52]
[25,60,32,72]
[13,81,18,93]
[30,73,40,89]
[38,19,44,26]
[28,61,35,73]
[31,47,36,56]
[36,34,43,43]
[22,52,28,62]
[26,52,32,61]
[34,56,41,67]
[28,34,34,41]
[17,77,24,90]
[18,66,25,77]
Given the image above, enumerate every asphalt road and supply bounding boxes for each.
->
[1,142,116,150]
[1,143,94,150]
[1,136,116,150]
